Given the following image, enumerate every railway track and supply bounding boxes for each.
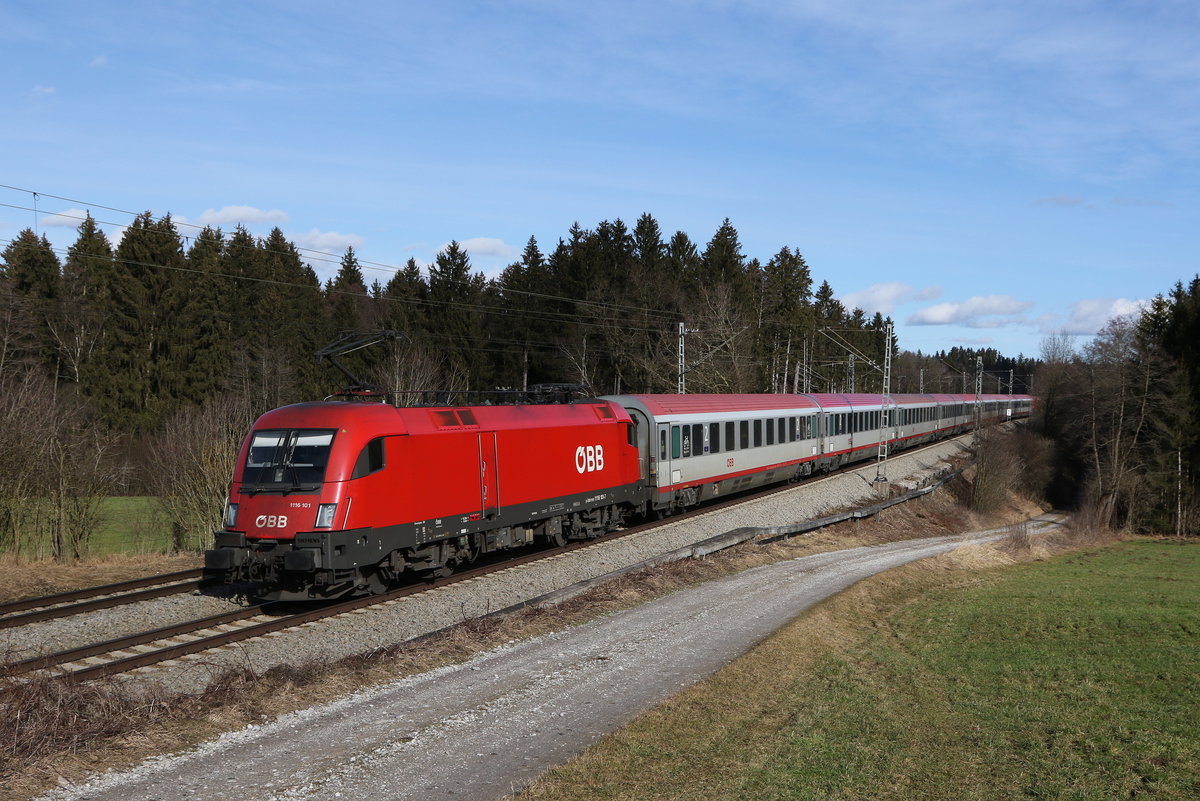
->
[1,490,773,683]
[0,569,206,630]
[1,436,973,684]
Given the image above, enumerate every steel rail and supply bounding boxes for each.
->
[0,576,208,630]
[4,604,271,677]
[0,568,204,617]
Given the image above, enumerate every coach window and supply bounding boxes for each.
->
[659,429,667,460]
[709,422,721,453]
[693,424,704,455]
[672,425,682,459]
[777,418,785,443]
[766,419,775,446]
[753,419,763,447]
[725,421,735,451]
[789,417,797,442]
[740,420,750,449]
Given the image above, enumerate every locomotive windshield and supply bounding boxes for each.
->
[242,429,336,492]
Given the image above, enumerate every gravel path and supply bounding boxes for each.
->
[38,513,1061,801]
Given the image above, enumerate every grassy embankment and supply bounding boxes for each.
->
[520,540,1200,800]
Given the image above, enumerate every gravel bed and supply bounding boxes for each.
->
[120,436,972,694]
[0,584,252,662]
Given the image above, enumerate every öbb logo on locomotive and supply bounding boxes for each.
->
[575,444,605,473]
[255,515,289,529]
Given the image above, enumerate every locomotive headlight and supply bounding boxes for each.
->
[315,503,338,528]
[223,502,239,529]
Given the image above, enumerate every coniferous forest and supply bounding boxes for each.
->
[4,210,1196,556]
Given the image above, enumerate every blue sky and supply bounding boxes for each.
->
[2,0,1197,359]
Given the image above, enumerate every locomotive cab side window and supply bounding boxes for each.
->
[351,437,386,479]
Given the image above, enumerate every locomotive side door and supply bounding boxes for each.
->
[478,432,499,519]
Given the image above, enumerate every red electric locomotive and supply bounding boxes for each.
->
[205,397,642,600]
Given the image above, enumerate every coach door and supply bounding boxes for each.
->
[478,432,499,519]
[655,422,671,489]
[628,408,652,484]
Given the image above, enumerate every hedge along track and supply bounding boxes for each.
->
[2,435,975,685]
[0,569,207,630]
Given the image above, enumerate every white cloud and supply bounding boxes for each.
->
[908,295,1034,327]
[1063,297,1149,335]
[39,208,90,227]
[195,206,289,226]
[31,85,56,96]
[451,237,520,261]
[90,56,107,68]
[841,282,943,315]
[294,228,364,254]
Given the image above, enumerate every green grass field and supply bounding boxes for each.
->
[522,540,1200,800]
[90,496,174,554]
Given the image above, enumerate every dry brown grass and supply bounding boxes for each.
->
[1,475,1052,800]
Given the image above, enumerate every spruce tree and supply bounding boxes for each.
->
[174,226,231,403]
[57,215,113,384]
[328,246,371,333]
[700,218,747,290]
[0,229,61,376]
[427,241,486,388]
[86,212,185,429]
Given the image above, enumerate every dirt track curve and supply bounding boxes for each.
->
[39,517,1059,801]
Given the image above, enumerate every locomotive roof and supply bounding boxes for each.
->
[251,399,632,436]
